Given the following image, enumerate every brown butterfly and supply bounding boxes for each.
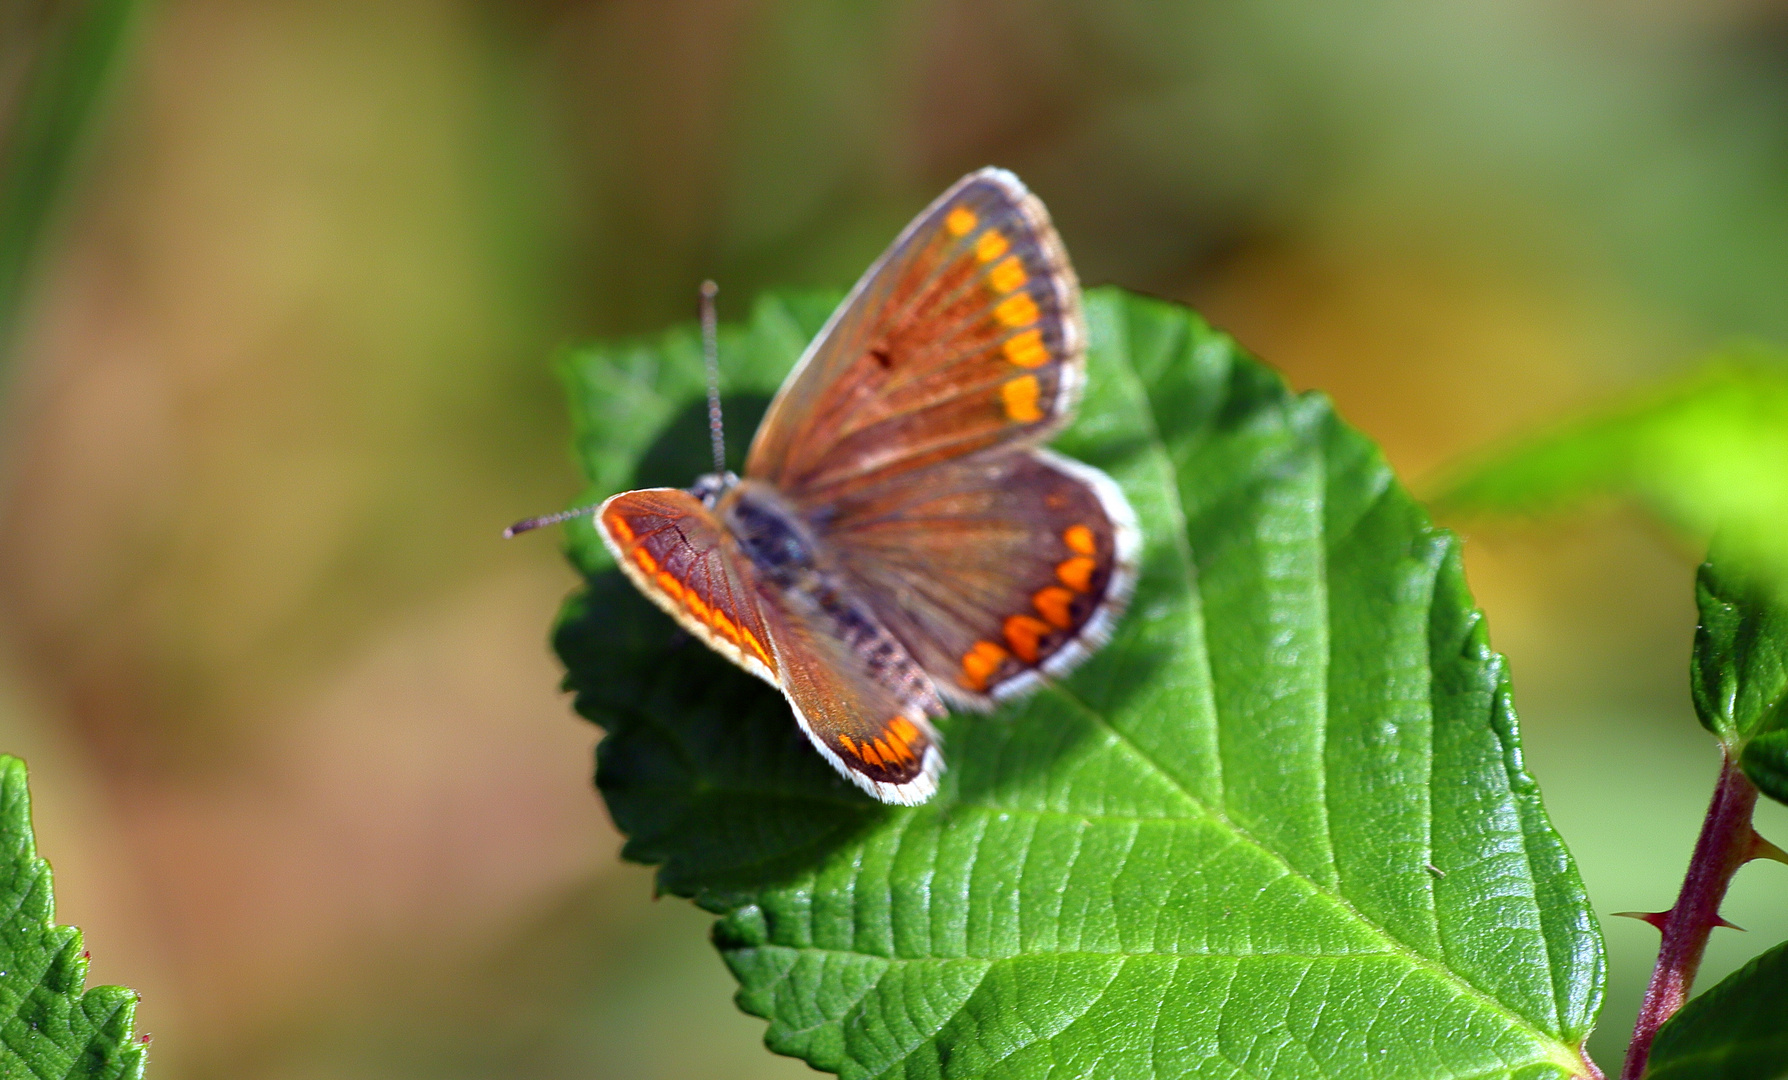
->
[517,169,1138,804]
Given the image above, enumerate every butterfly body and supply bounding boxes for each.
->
[720,476,943,723]
[594,169,1138,805]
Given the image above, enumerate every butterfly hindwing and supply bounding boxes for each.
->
[760,587,945,804]
[819,449,1139,706]
[745,168,1084,500]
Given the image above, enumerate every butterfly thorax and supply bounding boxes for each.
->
[719,480,818,580]
[718,479,943,717]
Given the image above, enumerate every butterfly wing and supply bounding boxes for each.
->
[596,488,781,683]
[759,589,944,804]
[817,449,1140,707]
[597,489,944,804]
[744,168,1084,500]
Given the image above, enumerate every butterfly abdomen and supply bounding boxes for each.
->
[724,482,942,719]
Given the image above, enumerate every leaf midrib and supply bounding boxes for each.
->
[1048,682,1571,1057]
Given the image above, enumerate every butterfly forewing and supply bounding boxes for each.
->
[819,449,1139,706]
[745,168,1084,500]
[596,489,781,682]
[596,487,945,805]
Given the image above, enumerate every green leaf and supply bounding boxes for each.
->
[0,754,146,1078]
[553,287,1606,1078]
[1645,938,1788,1079]
[1691,551,1788,804]
[1429,347,1788,599]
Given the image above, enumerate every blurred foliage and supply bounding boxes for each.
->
[555,288,1603,1077]
[1647,938,1788,1080]
[0,755,144,1079]
[0,0,141,354]
[1433,348,1788,600]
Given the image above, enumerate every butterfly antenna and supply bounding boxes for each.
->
[503,503,600,538]
[701,279,726,475]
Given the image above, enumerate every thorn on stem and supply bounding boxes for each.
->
[1749,830,1788,866]
[1714,915,1746,931]
[1612,910,1671,931]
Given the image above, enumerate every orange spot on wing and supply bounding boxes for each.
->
[1003,614,1052,664]
[606,514,636,544]
[989,254,1027,293]
[1033,586,1076,629]
[975,229,1009,262]
[710,610,741,644]
[946,207,978,236]
[633,547,659,575]
[857,740,884,766]
[1063,524,1096,556]
[741,628,772,668]
[874,737,904,765]
[873,718,916,764]
[961,640,1009,691]
[1002,328,1048,368]
[995,292,1039,328]
[1057,556,1097,593]
[654,572,685,603]
[684,591,711,624]
[1001,375,1043,423]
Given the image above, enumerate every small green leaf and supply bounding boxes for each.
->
[553,287,1606,1078]
[0,754,146,1079]
[1430,347,1788,598]
[1645,938,1788,1079]
[1691,552,1788,803]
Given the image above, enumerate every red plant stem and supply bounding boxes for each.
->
[1620,752,1760,1080]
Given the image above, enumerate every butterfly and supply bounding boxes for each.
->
[522,169,1138,805]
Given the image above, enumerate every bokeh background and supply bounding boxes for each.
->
[2,1,1786,1076]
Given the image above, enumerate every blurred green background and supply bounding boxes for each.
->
[1,1,1786,1076]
